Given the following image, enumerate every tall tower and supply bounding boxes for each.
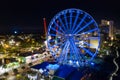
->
[109,21,114,40]
[100,19,114,40]
[43,18,47,39]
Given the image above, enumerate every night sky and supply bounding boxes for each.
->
[0,0,120,33]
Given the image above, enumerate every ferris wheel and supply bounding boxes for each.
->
[47,8,100,67]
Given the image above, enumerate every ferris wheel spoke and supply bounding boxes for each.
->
[71,45,82,61]
[59,41,67,49]
[70,46,77,60]
[49,33,57,37]
[53,21,65,34]
[69,12,73,30]
[71,13,79,32]
[50,27,63,35]
[58,41,69,62]
[70,45,79,61]
[75,20,94,34]
[83,41,95,47]
[73,14,87,34]
[69,39,83,60]
[64,14,69,30]
[82,28,98,34]
[80,47,94,56]
[64,42,70,62]
[58,17,67,31]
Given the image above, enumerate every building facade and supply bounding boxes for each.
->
[99,19,115,40]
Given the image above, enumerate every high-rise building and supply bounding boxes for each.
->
[109,21,114,40]
[99,19,114,40]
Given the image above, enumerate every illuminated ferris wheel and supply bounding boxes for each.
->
[47,8,100,67]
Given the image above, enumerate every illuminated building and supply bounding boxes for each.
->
[99,19,115,40]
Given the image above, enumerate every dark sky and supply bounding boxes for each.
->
[0,0,120,33]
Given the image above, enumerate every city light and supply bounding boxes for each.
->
[109,48,119,80]
[14,31,17,34]
[0,1,119,79]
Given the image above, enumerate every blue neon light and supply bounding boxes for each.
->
[70,12,72,30]
[58,17,66,31]
[83,28,98,34]
[54,21,65,34]
[51,26,63,35]
[71,13,79,32]
[91,62,95,66]
[47,8,100,67]
[73,14,87,34]
[64,14,69,30]
[75,20,94,34]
